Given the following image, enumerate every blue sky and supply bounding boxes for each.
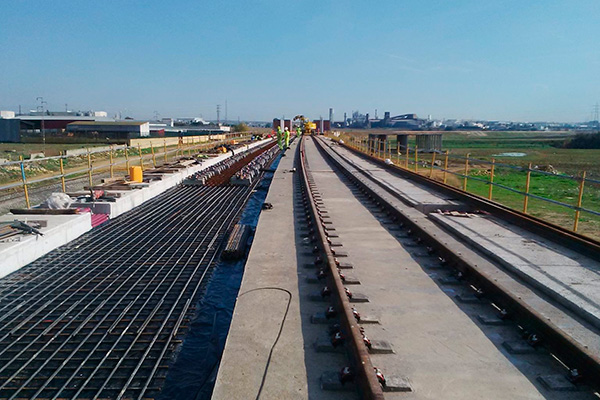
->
[1,0,599,122]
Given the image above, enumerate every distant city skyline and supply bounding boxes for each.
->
[1,0,599,123]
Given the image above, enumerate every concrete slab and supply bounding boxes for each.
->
[431,212,600,330]
[212,140,354,400]
[0,212,92,279]
[320,139,461,213]
[302,137,553,399]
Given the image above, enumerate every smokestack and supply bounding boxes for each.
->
[329,108,334,124]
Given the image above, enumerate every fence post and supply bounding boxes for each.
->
[414,145,418,173]
[164,139,168,163]
[429,152,436,178]
[125,146,130,173]
[138,144,144,171]
[19,156,30,209]
[443,150,449,184]
[573,171,586,232]
[87,148,93,188]
[59,156,66,192]
[109,145,114,178]
[463,153,470,191]
[523,163,532,213]
[405,145,409,169]
[488,158,495,200]
[151,143,157,168]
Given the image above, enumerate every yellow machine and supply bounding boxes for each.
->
[293,115,317,134]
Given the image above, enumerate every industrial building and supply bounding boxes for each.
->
[66,121,150,141]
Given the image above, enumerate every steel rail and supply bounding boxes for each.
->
[314,136,600,392]
[299,137,384,400]
[0,185,194,307]
[1,186,234,397]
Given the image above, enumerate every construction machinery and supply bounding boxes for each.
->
[293,115,317,134]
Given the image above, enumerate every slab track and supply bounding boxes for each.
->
[300,135,599,399]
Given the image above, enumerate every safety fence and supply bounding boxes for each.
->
[330,133,600,237]
[0,134,254,209]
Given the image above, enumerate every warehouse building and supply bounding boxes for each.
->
[66,121,150,141]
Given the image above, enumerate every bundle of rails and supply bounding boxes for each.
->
[298,137,386,399]
[312,136,600,392]
[231,145,281,186]
[183,140,276,186]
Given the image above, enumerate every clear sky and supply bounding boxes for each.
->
[1,0,599,122]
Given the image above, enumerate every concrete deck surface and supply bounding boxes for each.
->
[431,212,600,332]
[213,139,354,400]
[302,137,594,399]
[324,140,457,212]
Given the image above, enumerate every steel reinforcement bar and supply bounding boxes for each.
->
[0,181,259,399]
[312,136,600,391]
[298,137,385,400]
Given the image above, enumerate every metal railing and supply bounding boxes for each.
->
[1,134,254,209]
[334,134,599,235]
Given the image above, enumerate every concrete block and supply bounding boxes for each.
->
[349,293,369,303]
[340,275,360,285]
[314,337,345,353]
[329,241,343,247]
[455,293,481,303]
[311,312,337,324]
[411,250,434,258]
[337,262,353,269]
[0,213,92,279]
[502,341,538,354]
[358,315,380,324]
[331,250,348,257]
[438,276,462,285]
[309,292,330,302]
[320,371,356,391]
[369,340,394,354]
[537,375,579,391]
[424,262,445,270]
[383,375,412,392]
[477,314,506,326]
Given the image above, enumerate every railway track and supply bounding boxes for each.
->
[299,135,600,398]
[0,148,277,399]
